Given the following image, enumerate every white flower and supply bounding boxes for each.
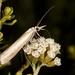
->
[46,38,54,44]
[31,42,39,49]
[52,43,61,50]
[32,50,40,58]
[39,41,48,48]
[37,37,45,43]
[47,50,56,58]
[54,57,61,66]
[23,45,32,54]
[49,43,61,54]
[23,37,61,60]
[38,47,46,54]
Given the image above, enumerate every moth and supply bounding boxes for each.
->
[0,6,55,65]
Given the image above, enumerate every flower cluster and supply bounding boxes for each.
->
[23,37,61,66]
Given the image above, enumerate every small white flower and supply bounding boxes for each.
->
[23,37,61,60]
[54,57,61,66]
[46,38,54,44]
[55,43,61,50]
[37,37,45,43]
[38,47,46,54]
[31,42,39,49]
[23,45,32,54]
[32,50,40,58]
[47,50,56,58]
[50,43,61,54]
[44,42,49,47]
[39,42,48,48]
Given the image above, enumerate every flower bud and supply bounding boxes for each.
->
[54,57,61,66]
[4,7,13,15]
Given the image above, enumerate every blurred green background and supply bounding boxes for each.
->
[0,0,75,75]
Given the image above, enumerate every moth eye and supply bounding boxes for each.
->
[35,27,39,31]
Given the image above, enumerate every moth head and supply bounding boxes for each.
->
[35,25,46,31]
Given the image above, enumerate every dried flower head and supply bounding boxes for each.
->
[23,37,61,66]
[54,57,61,66]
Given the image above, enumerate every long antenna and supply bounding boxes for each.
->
[37,6,55,26]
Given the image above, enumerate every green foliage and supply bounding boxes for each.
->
[0,6,17,30]
[0,0,6,2]
[0,1,17,50]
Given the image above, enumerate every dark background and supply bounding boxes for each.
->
[0,0,75,75]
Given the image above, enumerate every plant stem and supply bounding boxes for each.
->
[15,63,29,75]
[33,64,41,75]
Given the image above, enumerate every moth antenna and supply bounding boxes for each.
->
[37,6,55,26]
[37,27,51,37]
[43,29,51,37]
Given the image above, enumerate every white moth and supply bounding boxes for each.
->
[0,6,55,65]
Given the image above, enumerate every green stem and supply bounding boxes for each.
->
[15,63,29,75]
[32,64,41,75]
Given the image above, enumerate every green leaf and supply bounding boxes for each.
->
[10,15,15,19]
[2,0,6,2]
[3,19,17,25]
